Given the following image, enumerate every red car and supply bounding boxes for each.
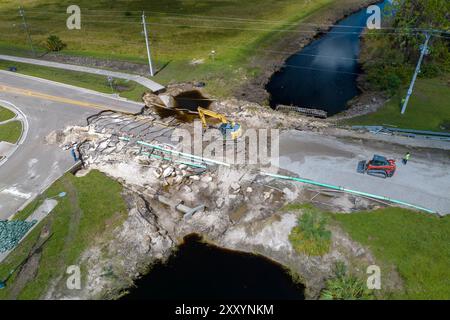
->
[357,155,396,178]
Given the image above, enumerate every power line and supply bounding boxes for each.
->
[10,10,449,36]
[225,45,363,61]
[281,64,362,76]
[20,10,389,29]
[19,10,446,33]
[433,34,450,40]
[64,19,426,37]
[18,9,426,31]
[142,22,426,37]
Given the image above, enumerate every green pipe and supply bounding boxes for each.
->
[118,136,437,215]
[119,137,230,167]
[140,152,207,169]
[260,171,437,215]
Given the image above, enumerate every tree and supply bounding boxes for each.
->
[361,0,450,92]
[390,0,449,63]
[45,35,67,52]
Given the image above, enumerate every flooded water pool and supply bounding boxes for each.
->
[154,90,213,122]
[121,234,305,300]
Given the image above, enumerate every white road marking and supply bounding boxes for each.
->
[1,187,32,199]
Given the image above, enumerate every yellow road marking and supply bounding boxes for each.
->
[0,84,132,113]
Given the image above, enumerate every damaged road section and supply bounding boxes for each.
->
[42,85,405,299]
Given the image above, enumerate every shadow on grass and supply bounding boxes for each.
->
[2,233,53,287]
[154,60,172,76]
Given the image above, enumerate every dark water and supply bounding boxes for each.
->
[155,90,212,122]
[174,90,212,111]
[267,1,389,116]
[122,234,305,300]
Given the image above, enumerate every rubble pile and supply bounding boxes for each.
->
[213,98,330,131]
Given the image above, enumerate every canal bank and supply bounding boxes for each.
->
[122,234,305,300]
[235,0,380,105]
[266,0,390,116]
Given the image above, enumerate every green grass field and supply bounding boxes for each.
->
[0,120,22,143]
[0,170,127,299]
[0,0,336,96]
[344,75,450,132]
[333,208,450,299]
[0,61,148,101]
[0,106,15,122]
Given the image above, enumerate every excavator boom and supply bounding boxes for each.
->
[197,107,242,140]
[197,107,228,128]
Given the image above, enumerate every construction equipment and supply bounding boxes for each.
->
[197,107,242,140]
[357,155,396,179]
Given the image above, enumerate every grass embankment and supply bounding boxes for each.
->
[347,0,450,132]
[332,208,450,299]
[0,106,15,122]
[0,61,148,102]
[0,120,22,144]
[0,0,335,96]
[0,170,128,300]
[287,204,331,256]
[344,75,450,132]
[285,203,450,299]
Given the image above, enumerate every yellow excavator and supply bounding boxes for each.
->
[197,107,242,140]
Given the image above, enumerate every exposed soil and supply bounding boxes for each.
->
[329,91,389,121]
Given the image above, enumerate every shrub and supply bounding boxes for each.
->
[420,63,442,78]
[288,206,331,256]
[45,35,67,52]
[320,262,374,300]
[439,120,450,132]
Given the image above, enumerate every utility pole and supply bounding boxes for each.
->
[141,11,154,77]
[401,33,431,115]
[19,6,36,57]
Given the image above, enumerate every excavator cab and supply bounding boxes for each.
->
[219,122,242,140]
[197,107,242,140]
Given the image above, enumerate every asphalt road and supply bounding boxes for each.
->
[278,130,450,215]
[0,71,143,219]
